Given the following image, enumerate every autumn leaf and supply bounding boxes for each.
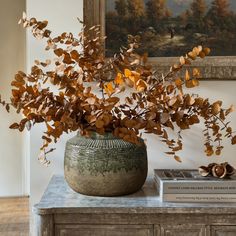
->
[179,56,185,65]
[9,123,19,129]
[185,79,199,88]
[54,48,64,57]
[95,119,105,129]
[205,146,214,156]
[114,73,124,85]
[15,73,25,82]
[185,95,195,106]
[160,113,169,124]
[102,114,111,126]
[188,51,197,60]
[174,155,182,163]
[226,105,235,116]
[106,97,120,105]
[46,123,54,134]
[42,135,52,143]
[215,149,221,156]
[125,97,133,105]
[5,104,10,112]
[212,102,221,115]
[70,50,79,60]
[175,78,182,86]
[86,97,96,105]
[136,79,147,92]
[231,136,236,145]
[168,97,177,106]
[192,79,199,87]
[189,115,199,124]
[124,69,131,77]
[104,82,115,96]
[193,46,201,56]
[199,51,206,58]
[185,70,190,81]
[203,48,211,56]
[165,152,175,155]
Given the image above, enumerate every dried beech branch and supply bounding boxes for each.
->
[0,13,235,164]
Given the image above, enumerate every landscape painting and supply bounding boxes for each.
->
[105,0,236,57]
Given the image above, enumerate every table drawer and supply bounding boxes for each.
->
[55,224,154,236]
[160,224,206,236]
[211,226,236,236]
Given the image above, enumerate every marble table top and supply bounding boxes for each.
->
[34,175,236,215]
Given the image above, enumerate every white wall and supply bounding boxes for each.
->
[28,0,236,209]
[27,0,84,211]
[0,0,28,197]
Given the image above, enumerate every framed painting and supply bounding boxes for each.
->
[84,0,236,80]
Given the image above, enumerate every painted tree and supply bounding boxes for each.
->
[115,0,127,16]
[190,0,207,19]
[127,0,145,18]
[205,0,233,32]
[180,9,192,23]
[146,0,170,24]
[208,0,230,17]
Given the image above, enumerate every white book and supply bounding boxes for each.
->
[154,169,236,195]
[162,193,236,203]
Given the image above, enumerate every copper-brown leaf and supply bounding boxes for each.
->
[231,136,236,145]
[95,119,104,129]
[9,123,19,129]
[212,102,221,115]
[185,70,190,81]
[174,155,182,163]
[203,48,211,56]
[160,113,169,124]
[54,48,64,57]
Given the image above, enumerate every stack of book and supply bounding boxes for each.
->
[154,169,236,203]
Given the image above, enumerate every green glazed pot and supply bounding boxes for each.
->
[64,132,148,196]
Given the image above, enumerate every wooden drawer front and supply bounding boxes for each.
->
[160,224,206,236]
[55,224,154,236]
[211,226,236,236]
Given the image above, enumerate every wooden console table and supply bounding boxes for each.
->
[34,175,236,236]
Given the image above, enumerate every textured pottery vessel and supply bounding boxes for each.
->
[64,132,147,196]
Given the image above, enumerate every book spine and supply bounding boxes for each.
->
[155,179,236,194]
[161,194,236,203]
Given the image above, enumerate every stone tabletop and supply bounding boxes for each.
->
[34,175,236,215]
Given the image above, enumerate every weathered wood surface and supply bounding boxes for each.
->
[55,225,153,236]
[34,176,236,236]
[211,226,236,236]
[160,224,207,236]
[34,214,54,236]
